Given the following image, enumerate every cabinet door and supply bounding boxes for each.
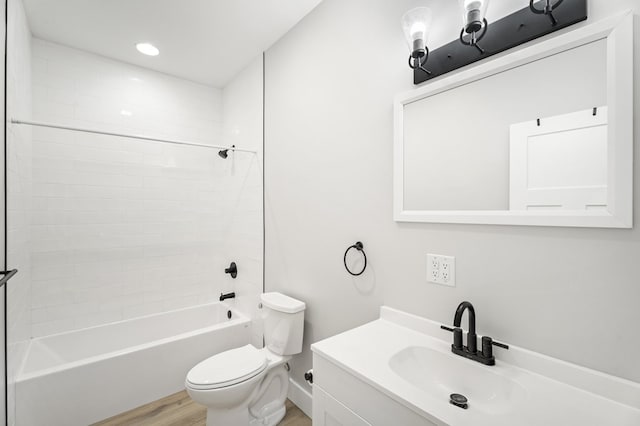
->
[313,385,371,426]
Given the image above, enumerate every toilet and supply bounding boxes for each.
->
[185,292,305,426]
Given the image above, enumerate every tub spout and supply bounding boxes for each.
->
[220,292,236,301]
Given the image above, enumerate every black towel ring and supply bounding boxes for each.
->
[344,241,367,276]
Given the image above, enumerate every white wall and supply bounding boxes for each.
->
[6,0,32,423]
[221,55,264,348]
[264,0,640,401]
[27,39,261,337]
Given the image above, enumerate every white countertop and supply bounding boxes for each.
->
[311,307,640,426]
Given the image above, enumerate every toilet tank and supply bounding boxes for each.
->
[260,292,305,356]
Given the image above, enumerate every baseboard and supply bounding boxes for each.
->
[287,378,312,419]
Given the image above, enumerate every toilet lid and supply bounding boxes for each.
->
[186,345,267,390]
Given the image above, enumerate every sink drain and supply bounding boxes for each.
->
[449,393,468,409]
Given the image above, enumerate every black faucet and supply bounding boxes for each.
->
[454,301,477,353]
[441,301,508,366]
[219,292,235,301]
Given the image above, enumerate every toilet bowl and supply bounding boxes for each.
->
[185,292,305,426]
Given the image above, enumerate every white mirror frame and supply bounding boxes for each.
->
[393,12,633,228]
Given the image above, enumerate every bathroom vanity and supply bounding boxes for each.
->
[311,307,640,426]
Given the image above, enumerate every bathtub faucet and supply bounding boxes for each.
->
[220,292,236,301]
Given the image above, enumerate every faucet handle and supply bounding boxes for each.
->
[492,339,509,350]
[481,336,509,359]
[482,336,509,350]
[481,336,493,358]
[440,325,464,350]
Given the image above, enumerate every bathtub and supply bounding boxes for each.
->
[15,302,251,426]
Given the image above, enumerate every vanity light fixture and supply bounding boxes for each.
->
[401,7,433,75]
[404,0,586,85]
[136,42,159,56]
[458,0,490,54]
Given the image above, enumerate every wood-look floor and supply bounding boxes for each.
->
[92,390,311,426]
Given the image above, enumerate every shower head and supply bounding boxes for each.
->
[218,145,235,159]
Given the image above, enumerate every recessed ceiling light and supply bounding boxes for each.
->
[136,42,159,56]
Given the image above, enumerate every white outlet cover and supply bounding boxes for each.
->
[427,254,455,287]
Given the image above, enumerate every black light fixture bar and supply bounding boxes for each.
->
[414,0,587,85]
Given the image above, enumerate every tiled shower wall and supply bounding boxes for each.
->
[27,39,262,336]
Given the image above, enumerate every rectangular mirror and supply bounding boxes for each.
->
[393,13,633,228]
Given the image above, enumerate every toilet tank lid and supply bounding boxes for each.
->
[261,292,305,313]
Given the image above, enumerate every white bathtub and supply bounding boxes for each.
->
[15,302,251,426]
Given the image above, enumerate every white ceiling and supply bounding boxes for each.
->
[23,0,323,87]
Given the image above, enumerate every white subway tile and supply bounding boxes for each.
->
[23,39,263,337]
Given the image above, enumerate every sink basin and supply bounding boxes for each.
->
[389,346,527,415]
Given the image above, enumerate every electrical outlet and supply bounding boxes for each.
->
[431,267,439,282]
[427,254,456,286]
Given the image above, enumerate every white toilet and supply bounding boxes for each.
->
[185,292,305,426]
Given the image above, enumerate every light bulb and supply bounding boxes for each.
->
[458,0,489,34]
[464,0,483,11]
[410,21,427,41]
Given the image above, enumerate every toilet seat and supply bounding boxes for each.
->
[186,344,267,390]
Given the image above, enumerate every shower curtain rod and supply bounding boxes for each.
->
[10,119,257,154]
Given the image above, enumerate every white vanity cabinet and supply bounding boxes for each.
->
[313,386,371,426]
[312,352,438,426]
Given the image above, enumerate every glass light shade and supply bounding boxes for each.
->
[401,7,432,57]
[458,0,489,34]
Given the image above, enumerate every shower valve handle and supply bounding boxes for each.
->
[225,262,237,278]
